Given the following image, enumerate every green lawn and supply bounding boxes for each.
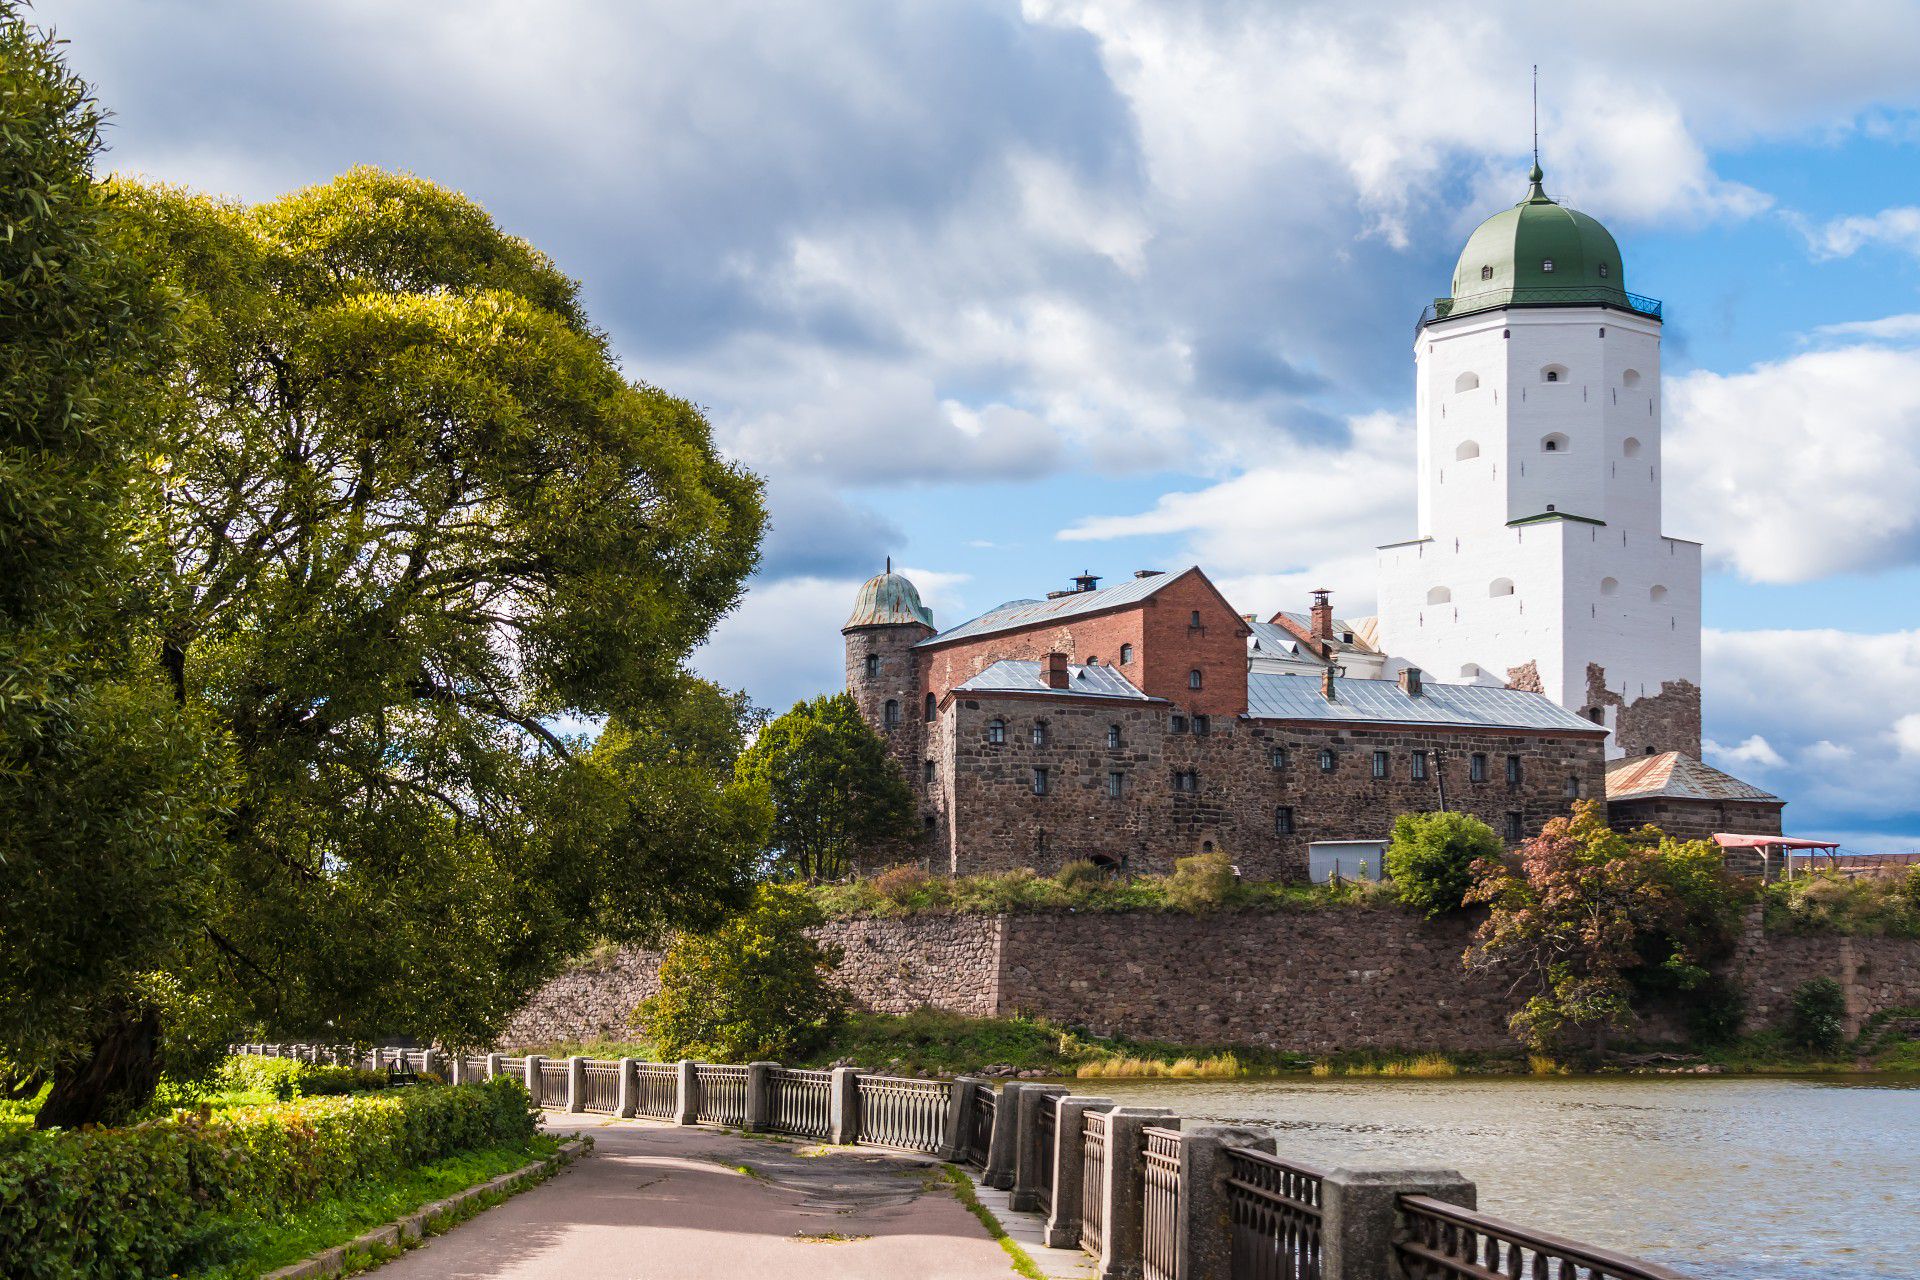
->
[187,1134,563,1279]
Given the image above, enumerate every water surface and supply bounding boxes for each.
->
[1088,1075,1919,1279]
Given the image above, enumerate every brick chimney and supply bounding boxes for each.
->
[1043,651,1070,689]
[1399,666,1424,698]
[1309,588,1334,642]
[1320,664,1337,701]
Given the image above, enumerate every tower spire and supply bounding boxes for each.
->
[1526,64,1548,202]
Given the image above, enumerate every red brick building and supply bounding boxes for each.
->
[844,567,1610,880]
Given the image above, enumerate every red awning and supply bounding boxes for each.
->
[1711,833,1840,851]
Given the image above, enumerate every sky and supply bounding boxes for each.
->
[42,0,1920,849]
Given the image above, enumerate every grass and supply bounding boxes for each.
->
[938,1165,1045,1280]
[806,862,1398,919]
[1075,1053,1246,1079]
[185,1134,564,1278]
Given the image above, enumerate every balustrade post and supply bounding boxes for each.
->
[484,1052,503,1081]
[941,1076,986,1162]
[744,1061,777,1132]
[1012,1084,1070,1211]
[421,1048,440,1080]
[983,1081,1032,1190]
[524,1055,545,1108]
[827,1066,863,1144]
[1094,1107,1177,1280]
[566,1056,587,1113]
[1175,1125,1272,1280]
[1042,1096,1113,1248]
[448,1054,463,1086]
[675,1060,700,1126]
[1321,1167,1475,1280]
[615,1057,638,1118]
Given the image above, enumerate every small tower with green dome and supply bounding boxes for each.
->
[843,562,937,816]
[1375,162,1702,760]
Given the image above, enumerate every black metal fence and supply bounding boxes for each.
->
[768,1067,831,1138]
[694,1064,749,1127]
[581,1060,620,1113]
[1395,1195,1694,1280]
[967,1086,996,1168]
[634,1063,677,1120]
[1034,1095,1059,1216]
[1227,1148,1326,1280]
[1080,1110,1108,1254]
[1141,1126,1181,1280]
[855,1075,948,1152]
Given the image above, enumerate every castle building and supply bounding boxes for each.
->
[837,160,1780,880]
[1374,164,1702,759]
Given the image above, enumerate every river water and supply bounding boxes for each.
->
[1087,1074,1920,1279]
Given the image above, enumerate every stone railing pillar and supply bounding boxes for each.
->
[1043,1096,1114,1248]
[566,1055,587,1113]
[524,1055,545,1108]
[484,1052,502,1081]
[615,1057,638,1118]
[941,1076,986,1162]
[1175,1125,1272,1280]
[1094,1107,1177,1280]
[744,1061,777,1132]
[1321,1167,1475,1280]
[675,1059,700,1125]
[420,1048,440,1080]
[983,1081,1033,1190]
[1011,1084,1070,1211]
[827,1066,863,1144]
[448,1054,464,1086]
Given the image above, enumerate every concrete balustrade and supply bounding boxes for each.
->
[228,1045,1680,1280]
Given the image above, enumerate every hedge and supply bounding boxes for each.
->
[0,1076,536,1279]
[215,1054,390,1100]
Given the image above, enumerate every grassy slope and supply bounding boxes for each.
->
[188,1135,563,1278]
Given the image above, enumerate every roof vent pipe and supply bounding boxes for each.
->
[1320,665,1337,702]
[1399,666,1424,698]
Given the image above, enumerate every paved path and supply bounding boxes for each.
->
[374,1112,1080,1279]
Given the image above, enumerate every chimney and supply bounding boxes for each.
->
[1320,664,1337,701]
[1399,666,1424,698]
[1072,570,1101,593]
[1043,651,1070,689]
[1309,588,1334,641]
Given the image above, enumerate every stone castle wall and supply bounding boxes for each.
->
[500,907,1920,1053]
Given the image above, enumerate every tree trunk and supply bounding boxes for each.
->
[34,1002,162,1129]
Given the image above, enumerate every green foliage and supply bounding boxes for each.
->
[212,1056,386,1103]
[807,863,1394,917]
[1784,977,1848,1055]
[1161,851,1238,912]
[0,1077,535,1278]
[639,883,847,1061]
[1466,803,1751,1054]
[736,693,917,881]
[1682,976,1749,1047]
[1385,811,1503,916]
[0,4,226,1100]
[1764,871,1920,939]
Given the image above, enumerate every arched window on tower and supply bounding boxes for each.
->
[1119,643,1134,665]
[1597,261,1610,278]
[924,692,936,722]
[1426,586,1452,605]
[1622,436,1642,458]
[864,653,879,678]
[1189,669,1203,690]
[1489,578,1516,598]
[1454,371,1480,392]
[1600,577,1619,597]
[1480,264,1494,281]
[1455,440,1480,461]
[1541,364,1568,383]
[884,699,900,728]
[1622,369,1642,388]
[987,719,1006,745]
[1541,433,1570,453]
[1650,584,1669,602]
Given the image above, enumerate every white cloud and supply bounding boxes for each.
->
[1703,733,1788,772]
[1896,713,1920,758]
[1666,343,1920,581]
[1802,206,1920,259]
[1810,313,1920,342]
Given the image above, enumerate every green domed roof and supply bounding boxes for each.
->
[1427,164,1659,326]
[844,567,934,631]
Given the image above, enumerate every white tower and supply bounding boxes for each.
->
[1375,163,1702,758]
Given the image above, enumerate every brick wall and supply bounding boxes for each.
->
[502,908,1920,1054]
[1608,796,1784,843]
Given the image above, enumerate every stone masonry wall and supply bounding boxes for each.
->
[501,908,1920,1054]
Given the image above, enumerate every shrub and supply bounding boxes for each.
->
[1904,867,1920,913]
[1386,811,1502,916]
[1766,871,1920,938]
[1161,851,1237,912]
[0,1077,534,1278]
[1784,977,1849,1055]
[214,1055,387,1101]
[1054,859,1107,892]
[639,883,847,1061]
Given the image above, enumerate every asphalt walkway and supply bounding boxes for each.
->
[373,1111,1075,1280]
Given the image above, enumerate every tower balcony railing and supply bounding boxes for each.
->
[1417,288,1662,336]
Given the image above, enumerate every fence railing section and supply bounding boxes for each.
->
[581,1060,620,1114]
[228,1045,1695,1280]
[1395,1195,1694,1280]
[855,1075,948,1152]
[967,1087,996,1169]
[1141,1126,1181,1280]
[694,1064,749,1127]
[1034,1095,1059,1216]
[767,1067,831,1138]
[1227,1148,1327,1280]
[1080,1110,1109,1254]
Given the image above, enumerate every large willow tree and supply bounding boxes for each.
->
[28,167,768,1125]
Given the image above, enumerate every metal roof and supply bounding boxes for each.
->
[1271,612,1380,656]
[1607,753,1781,804]
[1247,619,1318,661]
[844,570,934,629]
[1245,673,1601,733]
[953,660,1153,701]
[918,570,1187,648]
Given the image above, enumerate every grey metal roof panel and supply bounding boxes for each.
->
[918,571,1186,647]
[1246,673,1601,732]
[1247,620,1318,660]
[1272,612,1378,654]
[953,660,1153,700]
